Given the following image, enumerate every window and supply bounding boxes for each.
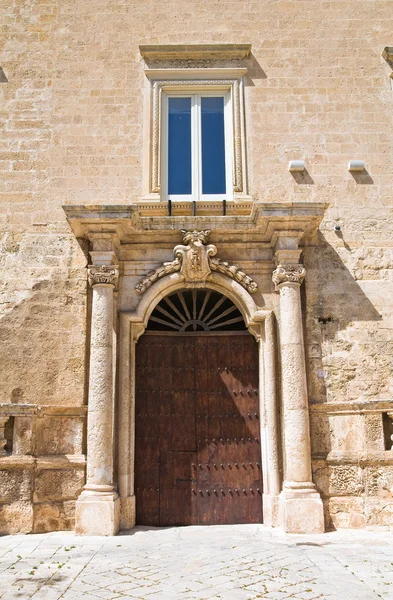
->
[162,92,233,201]
[144,73,248,203]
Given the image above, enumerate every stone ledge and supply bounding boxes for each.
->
[0,404,87,417]
[310,400,393,414]
[312,451,393,465]
[0,454,86,470]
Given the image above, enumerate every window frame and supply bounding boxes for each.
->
[143,72,248,203]
[161,91,234,202]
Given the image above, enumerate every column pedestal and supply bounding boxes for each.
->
[76,488,120,536]
[279,483,324,534]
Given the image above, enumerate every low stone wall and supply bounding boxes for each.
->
[0,405,86,533]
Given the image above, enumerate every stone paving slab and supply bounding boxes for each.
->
[1,526,393,599]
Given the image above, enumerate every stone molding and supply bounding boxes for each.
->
[272,264,306,289]
[135,230,257,294]
[87,265,119,288]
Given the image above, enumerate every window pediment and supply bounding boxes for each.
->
[139,44,251,62]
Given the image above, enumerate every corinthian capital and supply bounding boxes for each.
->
[272,264,306,289]
[88,265,119,288]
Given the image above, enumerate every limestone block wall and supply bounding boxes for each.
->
[0,0,393,531]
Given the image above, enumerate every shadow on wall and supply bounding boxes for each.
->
[244,54,267,86]
[302,233,386,529]
[302,229,382,409]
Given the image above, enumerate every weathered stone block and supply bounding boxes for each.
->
[329,415,364,453]
[327,497,366,529]
[0,501,33,534]
[33,469,84,503]
[35,417,84,455]
[365,413,384,451]
[364,466,393,498]
[0,469,33,502]
[33,501,75,533]
[328,465,364,495]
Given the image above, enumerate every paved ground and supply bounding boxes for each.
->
[1,526,393,600]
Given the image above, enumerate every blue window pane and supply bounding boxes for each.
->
[201,97,226,195]
[168,97,192,195]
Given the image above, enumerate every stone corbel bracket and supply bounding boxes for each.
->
[383,48,393,73]
[135,229,258,295]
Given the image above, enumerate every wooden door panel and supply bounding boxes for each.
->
[195,334,262,525]
[159,450,197,526]
[171,390,196,452]
[135,332,262,526]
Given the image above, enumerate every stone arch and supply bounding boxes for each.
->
[131,272,266,339]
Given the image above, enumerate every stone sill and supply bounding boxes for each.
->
[140,44,252,61]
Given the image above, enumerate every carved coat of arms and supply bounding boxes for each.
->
[135,230,257,295]
[174,230,216,283]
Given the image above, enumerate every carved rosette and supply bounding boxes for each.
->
[88,265,119,288]
[136,230,258,294]
[272,264,306,290]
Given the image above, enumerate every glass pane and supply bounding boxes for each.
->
[201,97,226,195]
[168,97,192,195]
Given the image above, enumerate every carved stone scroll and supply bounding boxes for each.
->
[210,258,258,294]
[136,230,257,294]
[135,258,181,295]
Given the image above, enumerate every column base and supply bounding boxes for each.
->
[279,482,324,534]
[75,489,120,536]
[263,494,280,527]
[119,496,136,530]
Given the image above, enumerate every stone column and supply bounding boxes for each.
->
[272,263,324,533]
[118,317,143,530]
[0,416,9,455]
[261,313,281,526]
[75,265,120,535]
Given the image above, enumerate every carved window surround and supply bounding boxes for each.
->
[142,68,249,202]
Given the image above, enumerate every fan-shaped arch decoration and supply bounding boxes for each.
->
[146,289,247,332]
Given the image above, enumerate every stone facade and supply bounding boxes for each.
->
[1,0,393,534]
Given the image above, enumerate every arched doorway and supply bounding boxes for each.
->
[135,289,263,526]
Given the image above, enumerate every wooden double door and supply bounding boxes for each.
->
[135,333,263,526]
